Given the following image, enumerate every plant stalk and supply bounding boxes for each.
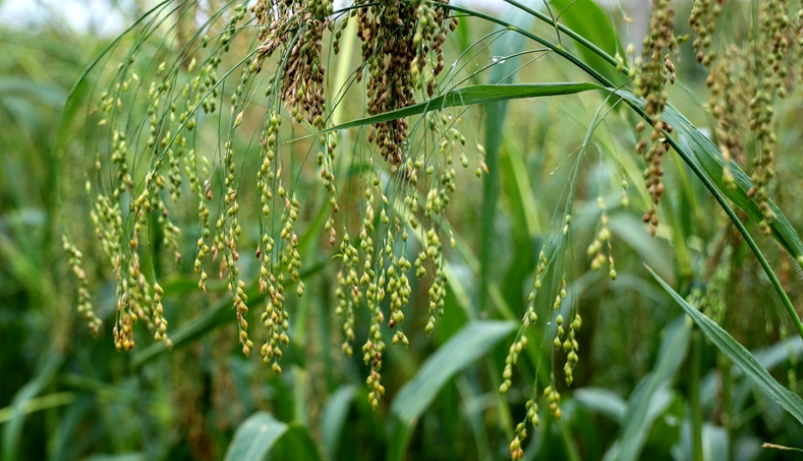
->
[690,330,704,461]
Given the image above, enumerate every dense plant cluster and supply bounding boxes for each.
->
[35,0,803,458]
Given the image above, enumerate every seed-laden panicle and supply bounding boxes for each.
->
[192,157,212,294]
[745,0,793,235]
[379,216,411,348]
[543,384,562,420]
[551,278,568,349]
[562,313,581,386]
[343,184,387,408]
[634,0,677,236]
[689,0,723,67]
[524,250,547,325]
[258,187,305,374]
[112,209,158,353]
[509,397,540,460]
[207,142,254,358]
[260,276,289,374]
[253,0,330,128]
[90,193,123,266]
[586,197,617,280]
[500,333,528,394]
[335,234,360,356]
[355,0,458,165]
[423,228,447,335]
[254,111,304,373]
[63,236,103,335]
[151,282,173,348]
[318,131,341,229]
[706,49,747,189]
[688,244,732,326]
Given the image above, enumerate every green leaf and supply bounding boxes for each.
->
[2,354,64,461]
[549,0,627,87]
[0,392,75,424]
[270,424,322,461]
[573,388,626,424]
[387,321,516,460]
[301,83,600,138]
[82,455,144,461]
[320,385,357,460]
[224,412,319,461]
[0,78,65,108]
[391,320,515,424]
[647,266,803,425]
[224,412,287,461]
[609,318,690,461]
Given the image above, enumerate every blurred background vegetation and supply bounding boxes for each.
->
[3,0,803,460]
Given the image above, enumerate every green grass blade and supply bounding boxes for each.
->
[548,0,627,87]
[573,388,626,424]
[479,3,533,319]
[387,321,516,460]
[2,354,64,461]
[320,385,357,461]
[391,320,516,424]
[648,266,803,425]
[0,392,75,425]
[271,424,322,461]
[223,412,288,461]
[612,317,690,461]
[227,416,285,460]
[295,83,600,139]
[500,142,543,240]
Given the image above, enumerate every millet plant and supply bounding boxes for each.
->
[49,0,803,458]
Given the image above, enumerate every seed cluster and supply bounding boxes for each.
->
[691,0,803,234]
[745,0,793,234]
[561,313,581,386]
[63,236,103,335]
[335,235,360,356]
[586,197,617,280]
[689,0,723,66]
[253,0,331,128]
[706,50,748,189]
[356,0,458,165]
[634,0,677,236]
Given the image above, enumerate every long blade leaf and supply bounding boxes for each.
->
[223,412,319,461]
[224,412,287,461]
[296,83,600,138]
[387,321,515,460]
[647,266,803,425]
